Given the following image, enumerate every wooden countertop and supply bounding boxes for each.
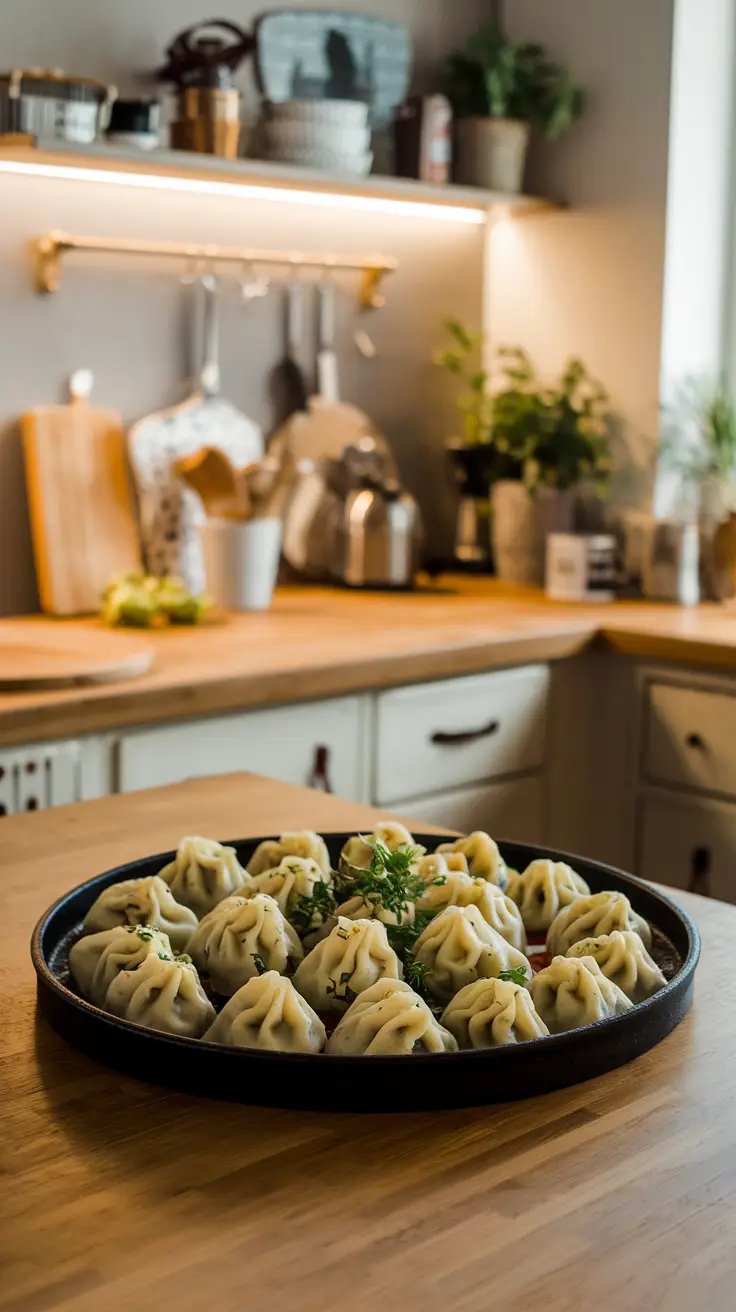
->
[5,580,736,747]
[0,774,732,1312]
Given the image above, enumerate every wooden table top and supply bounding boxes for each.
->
[0,774,732,1312]
[4,579,736,747]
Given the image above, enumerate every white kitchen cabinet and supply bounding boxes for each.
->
[645,679,736,798]
[394,773,544,841]
[373,665,549,805]
[638,788,736,903]
[117,695,371,801]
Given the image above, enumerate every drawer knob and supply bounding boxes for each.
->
[309,744,333,794]
[685,732,706,751]
[430,720,500,747]
[688,845,712,898]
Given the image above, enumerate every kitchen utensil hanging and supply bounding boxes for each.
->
[128,275,263,592]
[269,278,309,429]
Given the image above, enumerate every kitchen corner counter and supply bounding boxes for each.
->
[1,774,733,1312]
[4,581,736,746]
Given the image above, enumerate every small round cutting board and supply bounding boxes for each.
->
[0,624,154,690]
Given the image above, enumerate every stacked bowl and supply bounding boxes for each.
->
[261,99,372,176]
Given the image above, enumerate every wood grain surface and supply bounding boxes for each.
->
[0,622,153,689]
[4,579,736,747]
[0,773,732,1312]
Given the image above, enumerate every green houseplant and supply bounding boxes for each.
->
[447,22,585,193]
[434,323,612,582]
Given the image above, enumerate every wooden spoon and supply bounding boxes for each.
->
[176,447,251,520]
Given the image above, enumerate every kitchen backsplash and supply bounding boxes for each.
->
[0,0,493,615]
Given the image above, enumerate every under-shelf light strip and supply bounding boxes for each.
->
[0,159,487,225]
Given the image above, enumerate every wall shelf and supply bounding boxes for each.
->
[0,139,560,225]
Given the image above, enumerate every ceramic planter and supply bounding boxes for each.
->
[453,117,530,193]
[492,481,574,584]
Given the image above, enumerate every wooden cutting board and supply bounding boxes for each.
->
[0,623,154,690]
[22,382,142,616]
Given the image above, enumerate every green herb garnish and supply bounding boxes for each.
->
[341,839,444,927]
[499,965,529,987]
[326,971,357,1006]
[251,953,268,976]
[289,879,338,937]
[404,958,430,994]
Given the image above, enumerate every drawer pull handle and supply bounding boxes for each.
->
[685,733,706,751]
[309,744,333,794]
[430,720,500,747]
[689,845,712,898]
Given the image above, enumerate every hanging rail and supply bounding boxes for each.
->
[34,229,398,307]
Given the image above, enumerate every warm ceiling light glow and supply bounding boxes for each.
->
[0,159,487,225]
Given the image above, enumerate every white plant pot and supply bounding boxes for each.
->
[492,481,574,585]
[453,117,530,193]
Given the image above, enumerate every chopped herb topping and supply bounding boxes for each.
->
[289,880,337,937]
[251,953,268,976]
[326,971,357,1006]
[339,839,444,927]
[499,965,529,987]
[404,958,430,996]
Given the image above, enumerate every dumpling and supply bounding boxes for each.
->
[334,890,415,930]
[158,836,250,918]
[417,871,526,951]
[441,978,550,1048]
[247,831,331,878]
[83,875,198,952]
[511,859,590,933]
[530,955,633,1034]
[103,950,215,1037]
[204,971,326,1053]
[249,857,334,932]
[413,905,531,1002]
[415,852,469,882]
[566,930,667,1002]
[292,916,402,1015]
[327,979,457,1055]
[435,832,509,890]
[69,923,173,1006]
[547,891,652,958]
[188,894,303,996]
[340,822,418,876]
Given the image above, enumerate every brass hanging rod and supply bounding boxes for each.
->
[35,229,398,307]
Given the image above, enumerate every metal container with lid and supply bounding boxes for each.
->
[0,69,116,144]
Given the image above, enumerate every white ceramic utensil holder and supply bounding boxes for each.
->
[200,517,282,612]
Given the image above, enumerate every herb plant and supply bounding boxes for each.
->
[289,880,338,937]
[447,23,584,139]
[661,378,736,518]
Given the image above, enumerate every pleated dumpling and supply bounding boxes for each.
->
[511,859,590,933]
[188,894,303,996]
[103,950,215,1038]
[158,837,250,918]
[415,852,469,882]
[334,889,415,930]
[69,923,173,1007]
[566,931,666,1002]
[441,978,550,1048]
[292,916,402,1015]
[248,857,334,933]
[83,875,198,952]
[417,871,526,951]
[413,905,531,1002]
[327,979,458,1055]
[547,891,652,958]
[530,955,633,1034]
[247,831,331,878]
[205,971,326,1053]
[340,822,418,876]
[435,832,509,890]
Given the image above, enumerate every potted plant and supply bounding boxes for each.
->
[489,346,612,583]
[446,22,585,193]
[661,379,736,599]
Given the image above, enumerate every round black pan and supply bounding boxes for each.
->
[31,835,700,1112]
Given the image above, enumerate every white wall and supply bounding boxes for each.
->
[489,0,676,510]
[0,0,495,615]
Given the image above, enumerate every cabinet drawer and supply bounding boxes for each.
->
[638,791,736,903]
[645,681,736,796]
[374,665,549,805]
[397,775,544,842]
[118,696,368,800]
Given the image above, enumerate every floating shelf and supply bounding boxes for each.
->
[0,139,560,224]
